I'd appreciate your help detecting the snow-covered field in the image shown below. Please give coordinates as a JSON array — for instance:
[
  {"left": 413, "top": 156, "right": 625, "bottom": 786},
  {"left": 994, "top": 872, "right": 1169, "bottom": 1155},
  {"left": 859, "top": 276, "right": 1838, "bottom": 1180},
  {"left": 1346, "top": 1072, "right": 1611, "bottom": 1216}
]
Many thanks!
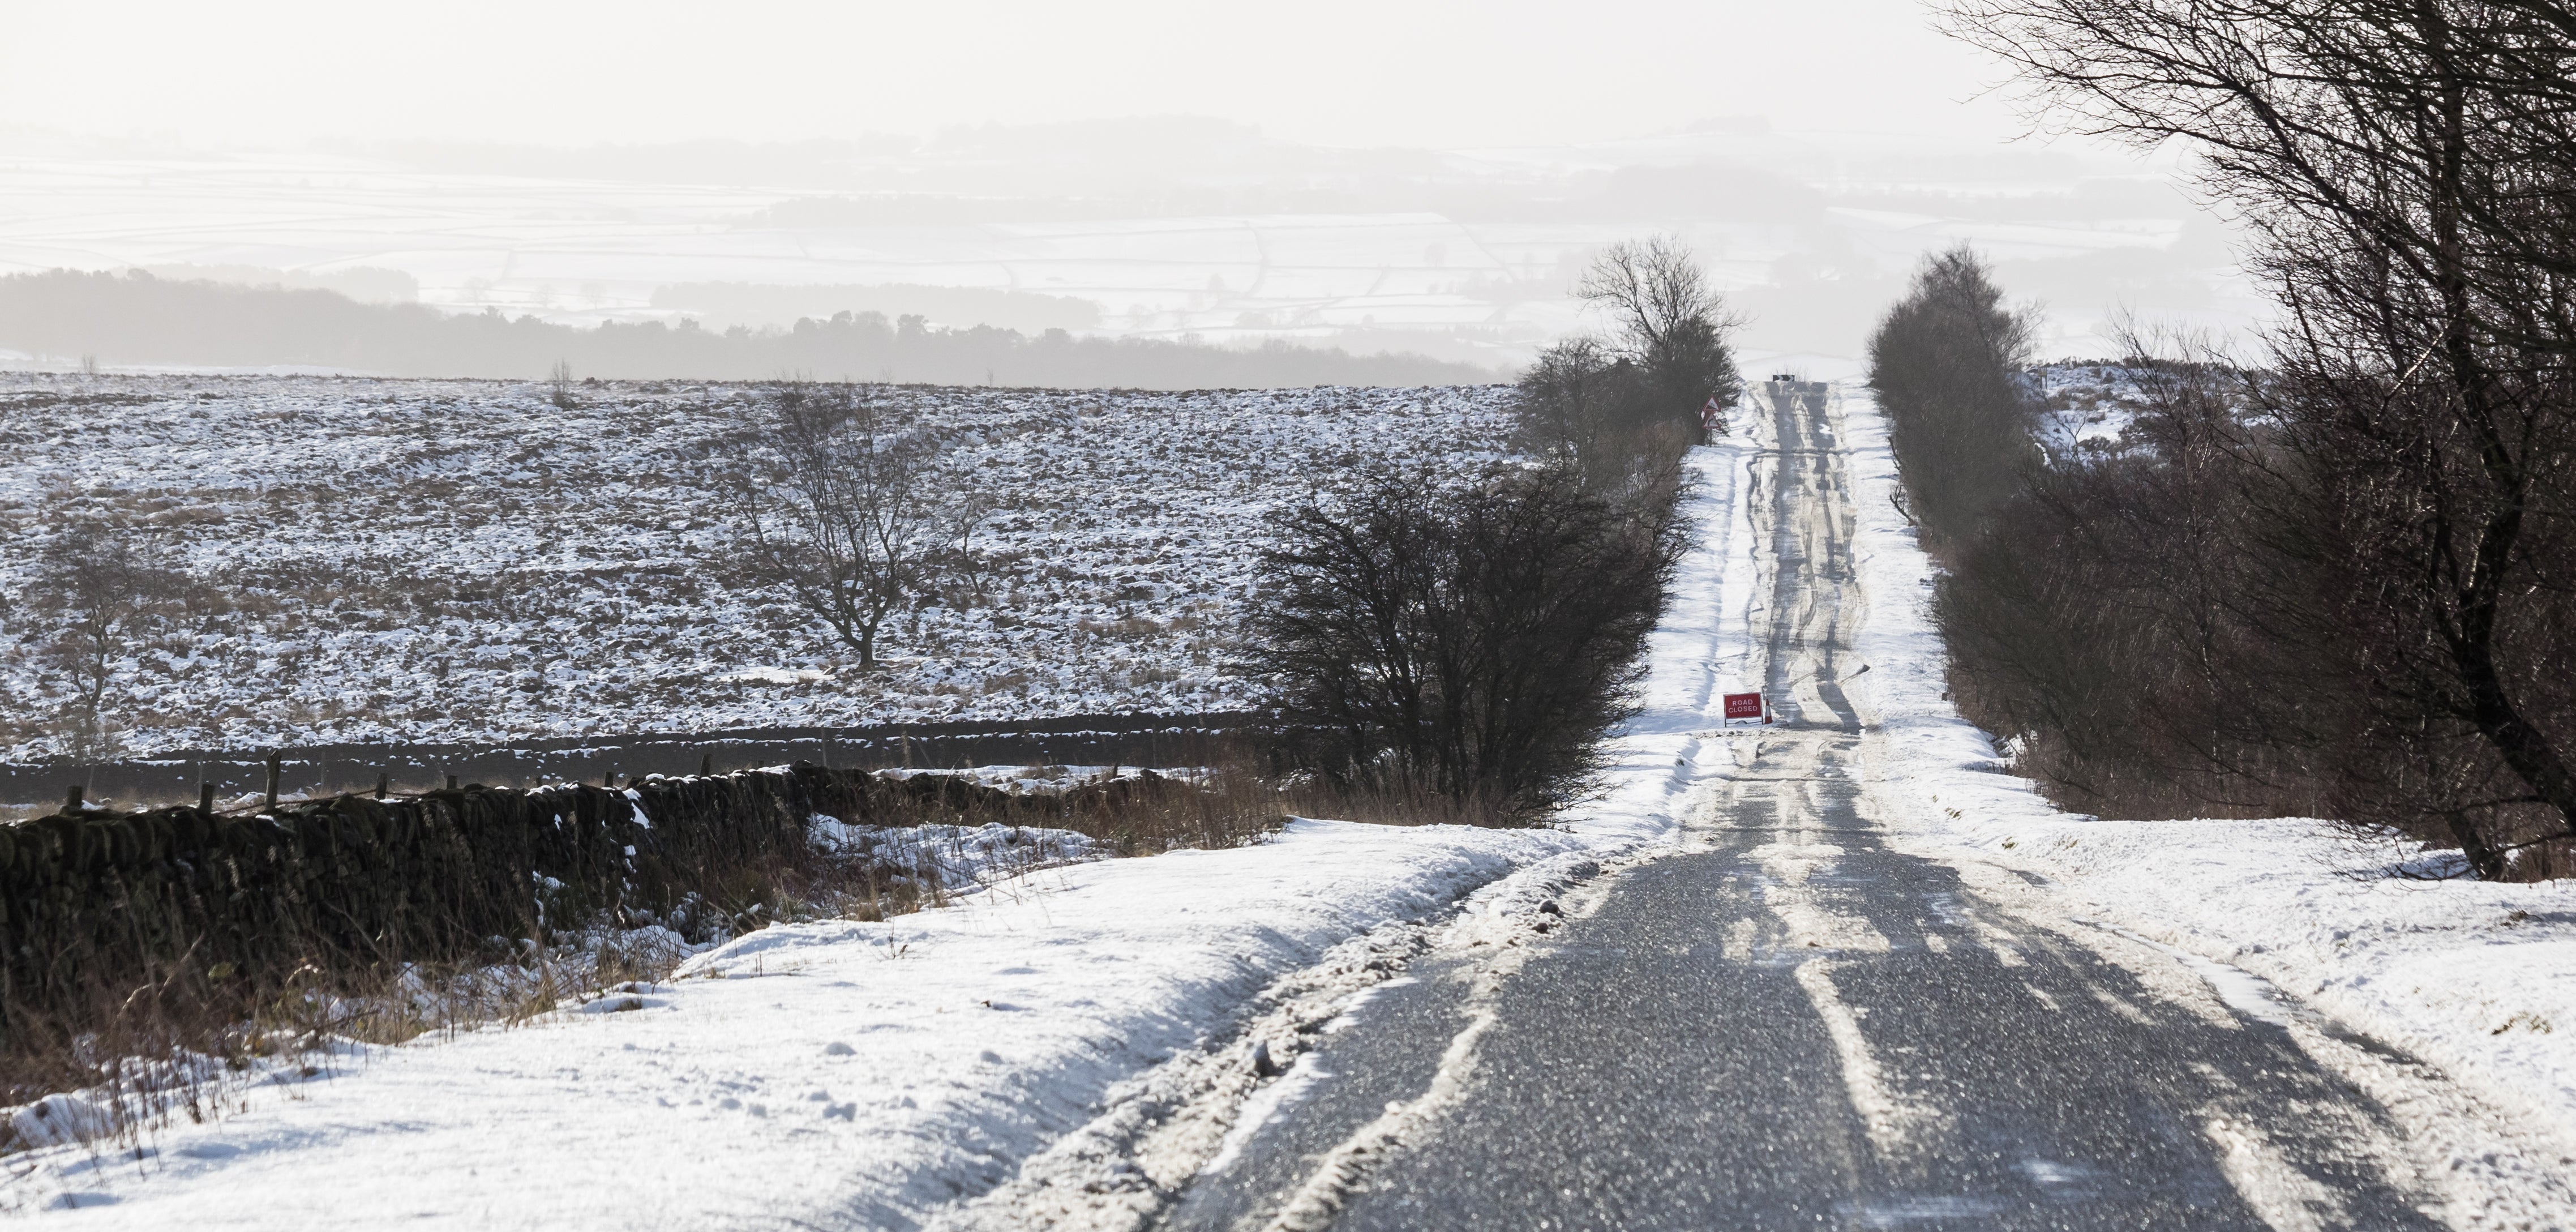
[
  {"left": 1838, "top": 389, "right": 2576, "bottom": 1180},
  {"left": 0, "top": 375, "right": 1514, "bottom": 764}
]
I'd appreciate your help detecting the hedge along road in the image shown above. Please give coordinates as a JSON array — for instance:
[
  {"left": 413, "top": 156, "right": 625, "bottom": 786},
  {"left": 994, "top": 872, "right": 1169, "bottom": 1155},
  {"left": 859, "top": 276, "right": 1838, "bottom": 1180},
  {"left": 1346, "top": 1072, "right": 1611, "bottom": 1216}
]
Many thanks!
[{"left": 1160, "top": 384, "right": 2472, "bottom": 1231}]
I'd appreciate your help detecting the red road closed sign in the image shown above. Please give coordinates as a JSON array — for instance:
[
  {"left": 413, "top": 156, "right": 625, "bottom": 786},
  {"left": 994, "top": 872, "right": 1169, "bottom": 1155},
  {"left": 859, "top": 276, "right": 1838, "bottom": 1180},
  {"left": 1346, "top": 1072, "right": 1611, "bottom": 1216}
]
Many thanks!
[{"left": 1723, "top": 691, "right": 1765, "bottom": 721}]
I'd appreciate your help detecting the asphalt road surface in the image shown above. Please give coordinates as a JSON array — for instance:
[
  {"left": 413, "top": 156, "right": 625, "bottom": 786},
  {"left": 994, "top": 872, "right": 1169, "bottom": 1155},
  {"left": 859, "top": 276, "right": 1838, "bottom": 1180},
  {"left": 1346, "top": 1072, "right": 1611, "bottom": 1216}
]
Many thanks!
[{"left": 1160, "top": 384, "right": 2463, "bottom": 1231}]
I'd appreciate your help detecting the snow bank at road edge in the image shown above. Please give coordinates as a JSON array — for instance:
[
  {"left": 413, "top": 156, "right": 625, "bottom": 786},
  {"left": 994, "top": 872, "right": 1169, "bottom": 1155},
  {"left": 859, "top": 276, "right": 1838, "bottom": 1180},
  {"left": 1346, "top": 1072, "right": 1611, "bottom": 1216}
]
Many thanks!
[{"left": 1, "top": 822, "right": 1593, "bottom": 1226}]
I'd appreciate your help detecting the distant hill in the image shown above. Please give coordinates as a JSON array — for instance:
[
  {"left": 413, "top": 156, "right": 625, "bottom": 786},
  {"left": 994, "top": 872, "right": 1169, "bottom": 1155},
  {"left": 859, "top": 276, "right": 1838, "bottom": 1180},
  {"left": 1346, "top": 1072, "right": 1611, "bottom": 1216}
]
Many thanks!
[
  {"left": 648, "top": 280, "right": 1101, "bottom": 333},
  {"left": 0, "top": 270, "right": 1501, "bottom": 389}
]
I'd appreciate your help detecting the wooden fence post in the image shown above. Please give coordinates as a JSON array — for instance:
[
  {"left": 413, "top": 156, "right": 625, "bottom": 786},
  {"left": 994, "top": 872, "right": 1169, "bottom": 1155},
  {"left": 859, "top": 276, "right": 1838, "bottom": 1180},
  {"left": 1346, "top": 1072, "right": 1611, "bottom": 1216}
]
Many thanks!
[
  {"left": 375, "top": 773, "right": 388, "bottom": 801},
  {"left": 445, "top": 773, "right": 459, "bottom": 791},
  {"left": 701, "top": 752, "right": 713, "bottom": 777},
  {"left": 62, "top": 783, "right": 82, "bottom": 814},
  {"left": 199, "top": 781, "right": 215, "bottom": 818},
  {"left": 264, "top": 751, "right": 281, "bottom": 812}
]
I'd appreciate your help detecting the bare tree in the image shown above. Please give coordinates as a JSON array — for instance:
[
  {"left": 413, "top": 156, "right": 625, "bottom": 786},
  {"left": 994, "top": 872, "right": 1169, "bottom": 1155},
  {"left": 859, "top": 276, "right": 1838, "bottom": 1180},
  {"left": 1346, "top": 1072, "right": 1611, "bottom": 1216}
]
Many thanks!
[
  {"left": 937, "top": 489, "right": 1000, "bottom": 608},
  {"left": 1512, "top": 239, "right": 1741, "bottom": 507},
  {"left": 731, "top": 383, "right": 940, "bottom": 670},
  {"left": 1929, "top": 327, "right": 2349, "bottom": 820},
  {"left": 1941, "top": 0, "right": 2576, "bottom": 876},
  {"left": 1575, "top": 234, "right": 1746, "bottom": 434},
  {"left": 25, "top": 523, "right": 181, "bottom": 763}
]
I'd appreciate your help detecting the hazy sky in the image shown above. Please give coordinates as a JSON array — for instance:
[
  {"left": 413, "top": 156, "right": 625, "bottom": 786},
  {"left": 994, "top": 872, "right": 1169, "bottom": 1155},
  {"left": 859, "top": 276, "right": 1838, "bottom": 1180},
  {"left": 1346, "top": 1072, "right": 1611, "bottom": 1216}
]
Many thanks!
[
  {"left": 7, "top": 0, "right": 2036, "bottom": 151},
  {"left": 5, "top": 0, "right": 2243, "bottom": 372}
]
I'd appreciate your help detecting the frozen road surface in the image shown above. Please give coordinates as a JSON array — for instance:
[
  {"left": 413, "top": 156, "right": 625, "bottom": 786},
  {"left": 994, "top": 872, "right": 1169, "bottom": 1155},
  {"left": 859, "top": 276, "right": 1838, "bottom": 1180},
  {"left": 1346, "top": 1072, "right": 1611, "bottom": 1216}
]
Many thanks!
[{"left": 1158, "top": 385, "right": 2549, "bottom": 1231}]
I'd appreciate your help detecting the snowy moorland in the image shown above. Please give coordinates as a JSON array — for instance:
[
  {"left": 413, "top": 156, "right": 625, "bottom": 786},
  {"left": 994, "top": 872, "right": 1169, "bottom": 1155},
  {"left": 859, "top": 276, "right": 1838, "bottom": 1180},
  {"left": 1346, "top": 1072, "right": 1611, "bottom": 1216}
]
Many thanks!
[
  {"left": 0, "top": 375, "right": 1514, "bottom": 763},
  {"left": 2032, "top": 359, "right": 2150, "bottom": 456}
]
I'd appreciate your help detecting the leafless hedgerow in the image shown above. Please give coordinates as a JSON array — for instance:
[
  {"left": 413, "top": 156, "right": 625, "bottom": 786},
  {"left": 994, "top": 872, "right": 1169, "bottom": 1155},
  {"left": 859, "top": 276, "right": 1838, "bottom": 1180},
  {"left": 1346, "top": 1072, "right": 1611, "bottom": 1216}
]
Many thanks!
[
  {"left": 0, "top": 760, "right": 1281, "bottom": 1155},
  {"left": 1937, "top": 0, "right": 2576, "bottom": 877},
  {"left": 1932, "top": 330, "right": 2359, "bottom": 822},
  {"left": 1514, "top": 336, "right": 1625, "bottom": 475},
  {"left": 727, "top": 382, "right": 945, "bottom": 670},
  {"left": 1246, "top": 465, "right": 1688, "bottom": 826}
]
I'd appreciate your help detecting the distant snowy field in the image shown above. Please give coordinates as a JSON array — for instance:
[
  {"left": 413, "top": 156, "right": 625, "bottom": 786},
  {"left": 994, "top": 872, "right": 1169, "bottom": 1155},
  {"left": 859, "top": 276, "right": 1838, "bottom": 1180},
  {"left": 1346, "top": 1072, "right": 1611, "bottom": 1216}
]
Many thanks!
[{"left": 0, "top": 375, "right": 1515, "bottom": 763}]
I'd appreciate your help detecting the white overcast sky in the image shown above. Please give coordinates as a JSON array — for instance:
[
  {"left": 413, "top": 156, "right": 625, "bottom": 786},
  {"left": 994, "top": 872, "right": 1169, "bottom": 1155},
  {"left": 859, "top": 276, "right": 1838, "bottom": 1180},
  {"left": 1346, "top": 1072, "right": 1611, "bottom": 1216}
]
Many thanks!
[{"left": 4, "top": 0, "right": 2038, "bottom": 151}]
